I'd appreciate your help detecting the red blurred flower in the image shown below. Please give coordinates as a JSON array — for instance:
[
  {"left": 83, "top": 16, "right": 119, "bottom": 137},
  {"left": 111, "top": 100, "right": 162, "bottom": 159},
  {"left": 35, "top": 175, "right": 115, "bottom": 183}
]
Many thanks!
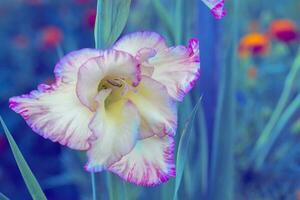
[
  {"left": 83, "top": 9, "right": 96, "bottom": 29},
  {"left": 239, "top": 32, "right": 270, "bottom": 57},
  {"left": 269, "top": 19, "right": 298, "bottom": 43},
  {"left": 76, "top": 0, "right": 91, "bottom": 4},
  {"left": 41, "top": 26, "right": 63, "bottom": 48},
  {"left": 0, "top": 135, "right": 7, "bottom": 153},
  {"left": 13, "top": 34, "right": 28, "bottom": 49},
  {"left": 247, "top": 66, "right": 257, "bottom": 79},
  {"left": 24, "top": 0, "right": 43, "bottom": 6}
]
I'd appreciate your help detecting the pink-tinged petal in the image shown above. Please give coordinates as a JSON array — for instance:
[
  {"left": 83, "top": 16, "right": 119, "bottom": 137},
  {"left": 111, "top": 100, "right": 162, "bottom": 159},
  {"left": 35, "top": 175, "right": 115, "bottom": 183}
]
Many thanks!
[
  {"left": 201, "top": 0, "right": 226, "bottom": 19},
  {"left": 149, "top": 39, "right": 200, "bottom": 101},
  {"left": 113, "top": 31, "right": 168, "bottom": 56},
  {"left": 109, "top": 135, "right": 175, "bottom": 186},
  {"left": 136, "top": 48, "right": 156, "bottom": 77},
  {"left": 126, "top": 76, "right": 177, "bottom": 138},
  {"left": 54, "top": 48, "right": 101, "bottom": 83},
  {"left": 85, "top": 90, "right": 140, "bottom": 171},
  {"left": 76, "top": 50, "right": 140, "bottom": 110},
  {"left": 9, "top": 83, "right": 94, "bottom": 150}
]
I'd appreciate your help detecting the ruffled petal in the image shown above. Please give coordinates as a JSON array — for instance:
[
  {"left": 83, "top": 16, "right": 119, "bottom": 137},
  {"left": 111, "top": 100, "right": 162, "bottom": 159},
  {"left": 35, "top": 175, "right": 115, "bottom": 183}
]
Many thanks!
[
  {"left": 114, "top": 32, "right": 199, "bottom": 101},
  {"left": 201, "top": 0, "right": 226, "bottom": 19},
  {"left": 9, "top": 83, "right": 94, "bottom": 150},
  {"left": 54, "top": 48, "right": 102, "bottom": 84},
  {"left": 76, "top": 50, "right": 140, "bottom": 110},
  {"left": 149, "top": 39, "right": 200, "bottom": 101},
  {"left": 9, "top": 49, "right": 104, "bottom": 150},
  {"left": 109, "top": 135, "right": 175, "bottom": 186},
  {"left": 113, "top": 31, "right": 168, "bottom": 56},
  {"left": 85, "top": 90, "right": 141, "bottom": 171},
  {"left": 126, "top": 76, "right": 177, "bottom": 138}
]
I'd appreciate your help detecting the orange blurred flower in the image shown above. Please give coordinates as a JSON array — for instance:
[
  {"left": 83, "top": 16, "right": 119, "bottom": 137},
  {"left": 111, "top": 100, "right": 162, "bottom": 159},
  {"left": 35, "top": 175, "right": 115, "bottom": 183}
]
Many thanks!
[
  {"left": 42, "top": 26, "right": 63, "bottom": 48},
  {"left": 247, "top": 66, "right": 257, "bottom": 79},
  {"left": 269, "top": 19, "right": 298, "bottom": 43},
  {"left": 239, "top": 32, "right": 270, "bottom": 57}
]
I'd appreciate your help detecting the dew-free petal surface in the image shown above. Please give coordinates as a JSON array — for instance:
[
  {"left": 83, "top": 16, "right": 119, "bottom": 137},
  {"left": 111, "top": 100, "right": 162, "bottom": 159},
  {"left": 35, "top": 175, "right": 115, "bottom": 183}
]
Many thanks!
[
  {"left": 149, "top": 39, "right": 200, "bottom": 101},
  {"left": 85, "top": 90, "right": 140, "bottom": 171},
  {"left": 54, "top": 48, "right": 102, "bottom": 83},
  {"left": 113, "top": 31, "right": 168, "bottom": 56},
  {"left": 109, "top": 135, "right": 175, "bottom": 186},
  {"left": 76, "top": 50, "right": 140, "bottom": 110},
  {"left": 126, "top": 76, "right": 177, "bottom": 138},
  {"left": 113, "top": 32, "right": 200, "bottom": 101},
  {"left": 9, "top": 83, "right": 94, "bottom": 150},
  {"left": 9, "top": 49, "right": 105, "bottom": 150}
]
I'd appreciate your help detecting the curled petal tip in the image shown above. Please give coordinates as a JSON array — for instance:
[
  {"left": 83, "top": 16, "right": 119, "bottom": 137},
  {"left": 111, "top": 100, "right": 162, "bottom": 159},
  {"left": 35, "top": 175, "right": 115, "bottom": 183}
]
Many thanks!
[
  {"left": 109, "top": 135, "right": 176, "bottom": 186},
  {"left": 202, "top": 0, "right": 226, "bottom": 19},
  {"left": 211, "top": 0, "right": 226, "bottom": 19}
]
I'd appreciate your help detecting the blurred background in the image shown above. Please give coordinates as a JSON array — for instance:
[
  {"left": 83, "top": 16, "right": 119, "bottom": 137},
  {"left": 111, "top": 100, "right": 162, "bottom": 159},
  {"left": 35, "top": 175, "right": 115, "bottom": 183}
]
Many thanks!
[{"left": 0, "top": 0, "right": 300, "bottom": 199}]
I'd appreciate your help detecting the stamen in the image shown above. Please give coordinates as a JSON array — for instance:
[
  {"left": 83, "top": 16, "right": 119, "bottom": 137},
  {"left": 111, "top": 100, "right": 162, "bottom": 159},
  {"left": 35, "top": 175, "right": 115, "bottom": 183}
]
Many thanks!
[
  {"left": 106, "top": 79, "right": 123, "bottom": 87},
  {"left": 99, "top": 77, "right": 138, "bottom": 99},
  {"left": 118, "top": 78, "right": 138, "bottom": 95}
]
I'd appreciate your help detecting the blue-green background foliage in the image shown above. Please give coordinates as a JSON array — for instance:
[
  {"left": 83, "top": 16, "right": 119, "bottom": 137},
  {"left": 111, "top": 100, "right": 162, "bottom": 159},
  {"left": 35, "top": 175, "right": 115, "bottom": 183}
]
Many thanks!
[{"left": 0, "top": 0, "right": 300, "bottom": 199}]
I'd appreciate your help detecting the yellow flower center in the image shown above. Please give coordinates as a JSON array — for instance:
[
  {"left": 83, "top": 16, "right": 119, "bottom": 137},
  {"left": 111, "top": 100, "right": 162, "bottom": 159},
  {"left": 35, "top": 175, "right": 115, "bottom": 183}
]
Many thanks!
[{"left": 98, "top": 76, "right": 137, "bottom": 105}]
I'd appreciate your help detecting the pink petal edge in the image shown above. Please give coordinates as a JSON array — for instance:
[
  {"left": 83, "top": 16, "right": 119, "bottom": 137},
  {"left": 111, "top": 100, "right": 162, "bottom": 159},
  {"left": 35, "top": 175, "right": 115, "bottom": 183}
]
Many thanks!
[
  {"left": 176, "top": 38, "right": 201, "bottom": 101},
  {"left": 211, "top": 0, "right": 226, "bottom": 19},
  {"left": 9, "top": 84, "right": 95, "bottom": 150},
  {"left": 9, "top": 49, "right": 102, "bottom": 150},
  {"left": 108, "top": 135, "right": 176, "bottom": 186}
]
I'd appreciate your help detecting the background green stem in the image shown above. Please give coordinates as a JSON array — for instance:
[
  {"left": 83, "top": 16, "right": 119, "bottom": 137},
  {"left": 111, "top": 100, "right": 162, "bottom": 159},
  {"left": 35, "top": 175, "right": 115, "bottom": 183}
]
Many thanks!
[
  {"left": 91, "top": 173, "right": 97, "bottom": 200},
  {"left": 252, "top": 48, "right": 300, "bottom": 169},
  {"left": 209, "top": 0, "right": 238, "bottom": 199},
  {"left": 254, "top": 93, "right": 300, "bottom": 168}
]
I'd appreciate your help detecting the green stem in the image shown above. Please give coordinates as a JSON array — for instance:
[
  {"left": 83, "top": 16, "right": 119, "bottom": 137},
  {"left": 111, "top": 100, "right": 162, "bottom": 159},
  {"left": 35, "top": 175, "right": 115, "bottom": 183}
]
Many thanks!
[
  {"left": 255, "top": 93, "right": 300, "bottom": 168},
  {"left": 91, "top": 173, "right": 97, "bottom": 200},
  {"left": 0, "top": 192, "right": 10, "bottom": 200},
  {"left": 106, "top": 173, "right": 113, "bottom": 200},
  {"left": 174, "top": 0, "right": 183, "bottom": 44},
  {"left": 209, "top": 0, "right": 238, "bottom": 199},
  {"left": 252, "top": 48, "right": 300, "bottom": 168}
]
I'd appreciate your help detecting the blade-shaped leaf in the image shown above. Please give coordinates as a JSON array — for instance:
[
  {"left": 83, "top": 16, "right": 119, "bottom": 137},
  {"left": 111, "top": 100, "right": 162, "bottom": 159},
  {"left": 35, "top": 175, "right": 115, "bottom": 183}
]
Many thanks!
[
  {"left": 151, "top": 0, "right": 174, "bottom": 44},
  {"left": 0, "top": 192, "right": 9, "bottom": 200},
  {"left": 209, "top": 0, "right": 238, "bottom": 199},
  {"left": 173, "top": 96, "right": 202, "bottom": 200},
  {"left": 0, "top": 116, "right": 47, "bottom": 200},
  {"left": 94, "top": 0, "right": 132, "bottom": 49},
  {"left": 106, "top": 172, "right": 128, "bottom": 200}
]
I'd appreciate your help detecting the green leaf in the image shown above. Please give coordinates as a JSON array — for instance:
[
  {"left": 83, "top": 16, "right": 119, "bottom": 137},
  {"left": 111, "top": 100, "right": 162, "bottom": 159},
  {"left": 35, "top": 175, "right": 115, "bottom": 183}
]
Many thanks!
[
  {"left": 209, "top": 0, "right": 239, "bottom": 199},
  {"left": 0, "top": 192, "right": 10, "bottom": 200},
  {"left": 198, "top": 103, "right": 209, "bottom": 195},
  {"left": 0, "top": 116, "right": 47, "bottom": 200},
  {"left": 174, "top": 0, "right": 184, "bottom": 44},
  {"left": 251, "top": 47, "right": 300, "bottom": 169},
  {"left": 94, "top": 0, "right": 132, "bottom": 49},
  {"left": 90, "top": 172, "right": 97, "bottom": 200},
  {"left": 255, "top": 93, "right": 300, "bottom": 168},
  {"left": 173, "top": 96, "right": 202, "bottom": 200},
  {"left": 105, "top": 172, "right": 128, "bottom": 200},
  {"left": 151, "top": 0, "right": 175, "bottom": 44}
]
